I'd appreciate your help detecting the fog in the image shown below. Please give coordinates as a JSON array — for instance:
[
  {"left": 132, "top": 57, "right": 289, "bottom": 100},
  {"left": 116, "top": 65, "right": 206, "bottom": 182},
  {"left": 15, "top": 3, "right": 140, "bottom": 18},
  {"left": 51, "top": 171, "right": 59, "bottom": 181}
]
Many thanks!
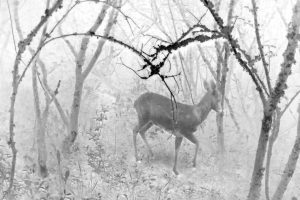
[{"left": 0, "top": 0, "right": 300, "bottom": 199}]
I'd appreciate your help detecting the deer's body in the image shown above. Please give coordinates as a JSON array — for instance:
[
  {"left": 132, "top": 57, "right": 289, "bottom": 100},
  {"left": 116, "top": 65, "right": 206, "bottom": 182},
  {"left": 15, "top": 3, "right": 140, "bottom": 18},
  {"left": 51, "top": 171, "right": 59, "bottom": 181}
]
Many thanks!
[{"left": 133, "top": 81, "right": 219, "bottom": 175}]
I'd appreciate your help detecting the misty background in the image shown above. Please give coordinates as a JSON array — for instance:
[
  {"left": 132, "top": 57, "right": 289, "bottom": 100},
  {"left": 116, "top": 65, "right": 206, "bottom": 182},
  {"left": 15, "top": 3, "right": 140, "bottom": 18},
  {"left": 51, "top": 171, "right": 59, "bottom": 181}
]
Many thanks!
[{"left": 0, "top": 0, "right": 300, "bottom": 199}]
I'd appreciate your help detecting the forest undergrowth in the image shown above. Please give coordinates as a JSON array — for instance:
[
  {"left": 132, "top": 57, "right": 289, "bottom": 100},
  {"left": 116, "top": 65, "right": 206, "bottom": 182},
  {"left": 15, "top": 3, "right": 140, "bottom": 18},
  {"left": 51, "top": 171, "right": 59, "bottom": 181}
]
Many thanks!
[
  {"left": 1, "top": 94, "right": 299, "bottom": 199},
  {"left": 3, "top": 106, "right": 251, "bottom": 200}
]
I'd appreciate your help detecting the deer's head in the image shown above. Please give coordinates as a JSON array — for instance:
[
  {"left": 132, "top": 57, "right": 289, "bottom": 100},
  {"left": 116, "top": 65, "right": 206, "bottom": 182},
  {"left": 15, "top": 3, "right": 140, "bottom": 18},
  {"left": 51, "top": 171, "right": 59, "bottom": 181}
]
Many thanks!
[{"left": 203, "top": 80, "right": 220, "bottom": 112}]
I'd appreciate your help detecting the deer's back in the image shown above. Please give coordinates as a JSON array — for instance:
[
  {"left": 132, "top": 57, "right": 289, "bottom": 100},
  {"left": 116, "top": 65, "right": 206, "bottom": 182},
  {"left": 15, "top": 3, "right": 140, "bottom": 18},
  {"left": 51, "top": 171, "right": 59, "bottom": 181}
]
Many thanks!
[{"left": 134, "top": 92, "right": 200, "bottom": 132}]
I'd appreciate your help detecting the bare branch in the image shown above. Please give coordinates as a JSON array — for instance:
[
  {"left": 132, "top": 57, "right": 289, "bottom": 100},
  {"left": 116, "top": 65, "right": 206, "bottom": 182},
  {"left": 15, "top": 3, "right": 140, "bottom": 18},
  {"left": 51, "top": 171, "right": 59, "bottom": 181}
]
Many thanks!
[
  {"left": 198, "top": 45, "right": 217, "bottom": 79},
  {"left": 118, "top": 58, "right": 148, "bottom": 79},
  {"left": 6, "top": 0, "right": 17, "bottom": 52},
  {"left": 58, "top": 26, "right": 78, "bottom": 58},
  {"left": 251, "top": 0, "right": 272, "bottom": 92},
  {"left": 143, "top": 34, "right": 171, "bottom": 44},
  {"left": 98, "top": 0, "right": 140, "bottom": 34},
  {"left": 18, "top": 0, "right": 80, "bottom": 85},
  {"left": 82, "top": 0, "right": 121, "bottom": 80},
  {"left": 280, "top": 90, "right": 300, "bottom": 116}
]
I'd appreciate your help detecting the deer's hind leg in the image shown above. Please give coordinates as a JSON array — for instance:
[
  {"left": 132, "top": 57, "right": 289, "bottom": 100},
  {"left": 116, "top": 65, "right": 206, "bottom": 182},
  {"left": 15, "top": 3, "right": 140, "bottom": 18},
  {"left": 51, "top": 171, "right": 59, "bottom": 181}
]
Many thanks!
[
  {"left": 133, "top": 124, "right": 139, "bottom": 161},
  {"left": 133, "top": 121, "right": 153, "bottom": 161}
]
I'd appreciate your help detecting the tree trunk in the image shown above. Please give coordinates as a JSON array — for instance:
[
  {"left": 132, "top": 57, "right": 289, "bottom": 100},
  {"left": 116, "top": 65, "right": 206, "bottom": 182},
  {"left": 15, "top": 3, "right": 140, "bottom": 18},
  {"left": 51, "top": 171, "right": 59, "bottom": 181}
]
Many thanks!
[
  {"left": 216, "top": 0, "right": 237, "bottom": 153},
  {"left": 265, "top": 109, "right": 281, "bottom": 200},
  {"left": 30, "top": 0, "right": 51, "bottom": 178},
  {"left": 63, "top": 76, "right": 84, "bottom": 154},
  {"left": 32, "top": 63, "right": 48, "bottom": 177},
  {"left": 248, "top": 114, "right": 273, "bottom": 200},
  {"left": 6, "top": 0, "right": 63, "bottom": 197},
  {"left": 216, "top": 43, "right": 230, "bottom": 153},
  {"left": 271, "top": 103, "right": 300, "bottom": 200},
  {"left": 215, "top": 41, "right": 224, "bottom": 152},
  {"left": 247, "top": 1, "right": 300, "bottom": 199},
  {"left": 62, "top": 1, "right": 120, "bottom": 154}
]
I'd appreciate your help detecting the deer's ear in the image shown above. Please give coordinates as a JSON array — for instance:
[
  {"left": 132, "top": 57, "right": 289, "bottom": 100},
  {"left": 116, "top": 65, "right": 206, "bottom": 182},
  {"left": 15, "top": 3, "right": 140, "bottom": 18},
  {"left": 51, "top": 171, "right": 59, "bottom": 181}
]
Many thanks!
[
  {"left": 203, "top": 80, "right": 210, "bottom": 91},
  {"left": 210, "top": 80, "right": 216, "bottom": 90}
]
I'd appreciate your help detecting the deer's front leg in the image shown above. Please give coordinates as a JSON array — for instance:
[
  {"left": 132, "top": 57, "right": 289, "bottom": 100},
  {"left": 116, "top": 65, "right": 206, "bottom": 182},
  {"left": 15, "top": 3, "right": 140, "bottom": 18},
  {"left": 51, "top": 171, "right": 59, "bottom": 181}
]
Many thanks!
[
  {"left": 185, "top": 133, "right": 199, "bottom": 168},
  {"left": 173, "top": 136, "right": 183, "bottom": 175},
  {"left": 139, "top": 122, "right": 153, "bottom": 158}
]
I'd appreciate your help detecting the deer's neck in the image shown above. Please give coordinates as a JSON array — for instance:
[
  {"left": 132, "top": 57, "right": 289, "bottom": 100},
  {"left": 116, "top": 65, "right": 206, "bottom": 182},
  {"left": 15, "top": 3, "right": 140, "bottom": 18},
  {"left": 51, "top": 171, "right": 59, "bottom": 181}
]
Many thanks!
[{"left": 194, "top": 95, "right": 212, "bottom": 123}]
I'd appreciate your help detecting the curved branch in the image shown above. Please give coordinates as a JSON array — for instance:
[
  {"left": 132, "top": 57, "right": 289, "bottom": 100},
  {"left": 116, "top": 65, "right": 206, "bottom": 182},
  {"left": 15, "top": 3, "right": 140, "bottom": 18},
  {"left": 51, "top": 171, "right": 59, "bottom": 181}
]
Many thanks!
[{"left": 18, "top": 0, "right": 80, "bottom": 85}]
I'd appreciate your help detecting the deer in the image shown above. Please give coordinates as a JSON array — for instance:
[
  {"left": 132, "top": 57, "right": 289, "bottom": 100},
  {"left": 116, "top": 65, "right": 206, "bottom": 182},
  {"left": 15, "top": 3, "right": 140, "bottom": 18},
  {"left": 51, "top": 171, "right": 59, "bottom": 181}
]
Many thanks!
[{"left": 132, "top": 80, "right": 220, "bottom": 175}]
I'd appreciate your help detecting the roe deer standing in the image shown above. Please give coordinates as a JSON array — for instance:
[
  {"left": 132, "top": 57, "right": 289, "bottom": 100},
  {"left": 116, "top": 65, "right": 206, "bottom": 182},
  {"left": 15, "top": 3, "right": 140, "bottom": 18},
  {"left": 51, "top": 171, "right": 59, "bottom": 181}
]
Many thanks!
[{"left": 133, "top": 80, "right": 219, "bottom": 175}]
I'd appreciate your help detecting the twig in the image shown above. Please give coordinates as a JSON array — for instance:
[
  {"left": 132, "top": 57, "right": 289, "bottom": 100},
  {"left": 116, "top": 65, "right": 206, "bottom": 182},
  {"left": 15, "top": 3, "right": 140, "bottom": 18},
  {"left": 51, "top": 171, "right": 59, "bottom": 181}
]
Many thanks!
[
  {"left": 160, "top": 76, "right": 178, "bottom": 123},
  {"left": 6, "top": 0, "right": 17, "bottom": 52},
  {"left": 58, "top": 26, "right": 78, "bottom": 57},
  {"left": 101, "top": 0, "right": 140, "bottom": 34},
  {"left": 281, "top": 90, "right": 300, "bottom": 116},
  {"left": 143, "top": 34, "right": 171, "bottom": 44},
  {"left": 119, "top": 59, "right": 147, "bottom": 79}
]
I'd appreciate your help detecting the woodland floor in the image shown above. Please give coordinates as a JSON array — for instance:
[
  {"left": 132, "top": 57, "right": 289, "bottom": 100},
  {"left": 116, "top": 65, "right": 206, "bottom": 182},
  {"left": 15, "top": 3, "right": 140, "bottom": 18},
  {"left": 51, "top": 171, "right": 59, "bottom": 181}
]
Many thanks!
[
  {"left": 3, "top": 111, "right": 300, "bottom": 199},
  {"left": 81, "top": 123, "right": 251, "bottom": 200}
]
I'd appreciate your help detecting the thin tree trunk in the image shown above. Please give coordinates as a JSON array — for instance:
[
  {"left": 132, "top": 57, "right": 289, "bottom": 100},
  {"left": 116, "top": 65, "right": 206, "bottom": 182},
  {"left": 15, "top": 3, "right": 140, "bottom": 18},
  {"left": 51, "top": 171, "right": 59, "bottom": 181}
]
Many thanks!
[
  {"left": 5, "top": 0, "right": 63, "bottom": 197},
  {"left": 63, "top": 76, "right": 84, "bottom": 154},
  {"left": 216, "top": 0, "right": 237, "bottom": 153},
  {"left": 62, "top": 3, "right": 110, "bottom": 154},
  {"left": 62, "top": 1, "right": 120, "bottom": 154},
  {"left": 247, "top": 1, "right": 300, "bottom": 199},
  {"left": 264, "top": 90, "right": 300, "bottom": 199},
  {"left": 272, "top": 103, "right": 300, "bottom": 200},
  {"left": 14, "top": 0, "right": 51, "bottom": 177},
  {"left": 198, "top": 45, "right": 240, "bottom": 132},
  {"left": 32, "top": 62, "right": 48, "bottom": 177},
  {"left": 225, "top": 97, "right": 240, "bottom": 132},
  {"left": 32, "top": 0, "right": 51, "bottom": 178},
  {"left": 248, "top": 113, "right": 273, "bottom": 200},
  {"left": 265, "top": 109, "right": 280, "bottom": 200},
  {"left": 215, "top": 41, "right": 224, "bottom": 153}
]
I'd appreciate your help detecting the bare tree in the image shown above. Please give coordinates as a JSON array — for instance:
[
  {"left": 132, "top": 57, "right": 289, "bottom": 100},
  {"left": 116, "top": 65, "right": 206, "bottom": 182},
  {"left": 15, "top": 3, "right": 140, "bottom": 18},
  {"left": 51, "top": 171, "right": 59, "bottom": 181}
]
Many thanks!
[
  {"left": 173, "top": 1, "right": 300, "bottom": 198},
  {"left": 30, "top": 2, "right": 51, "bottom": 178},
  {"left": 215, "top": 0, "right": 237, "bottom": 153},
  {"left": 265, "top": 91, "right": 300, "bottom": 200},
  {"left": 14, "top": 0, "right": 55, "bottom": 178},
  {"left": 6, "top": 1, "right": 299, "bottom": 198},
  {"left": 247, "top": 1, "right": 300, "bottom": 199},
  {"left": 61, "top": 0, "right": 121, "bottom": 154},
  {"left": 129, "top": 0, "right": 300, "bottom": 198},
  {"left": 5, "top": 0, "right": 63, "bottom": 197}
]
